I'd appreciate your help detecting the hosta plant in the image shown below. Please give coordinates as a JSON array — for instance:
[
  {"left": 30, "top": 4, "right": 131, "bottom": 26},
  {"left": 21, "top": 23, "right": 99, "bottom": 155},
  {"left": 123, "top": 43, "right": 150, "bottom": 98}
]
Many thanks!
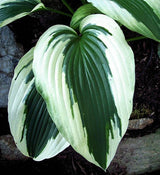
[{"left": 0, "top": 0, "right": 159, "bottom": 171}]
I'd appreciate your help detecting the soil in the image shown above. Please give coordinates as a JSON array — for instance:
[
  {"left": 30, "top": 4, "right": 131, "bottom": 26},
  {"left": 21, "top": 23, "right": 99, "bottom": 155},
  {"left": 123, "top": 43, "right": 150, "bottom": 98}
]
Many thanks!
[
  {"left": 126, "top": 34, "right": 160, "bottom": 138},
  {"left": 0, "top": 4, "right": 160, "bottom": 174}
]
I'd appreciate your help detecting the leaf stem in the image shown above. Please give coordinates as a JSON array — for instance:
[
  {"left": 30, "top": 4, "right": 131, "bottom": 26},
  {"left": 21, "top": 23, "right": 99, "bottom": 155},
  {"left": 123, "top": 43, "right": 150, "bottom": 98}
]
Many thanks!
[
  {"left": 80, "top": 0, "right": 87, "bottom": 4},
  {"left": 127, "top": 36, "right": 147, "bottom": 42},
  {"left": 61, "top": 0, "right": 74, "bottom": 14},
  {"left": 43, "top": 7, "right": 72, "bottom": 17}
]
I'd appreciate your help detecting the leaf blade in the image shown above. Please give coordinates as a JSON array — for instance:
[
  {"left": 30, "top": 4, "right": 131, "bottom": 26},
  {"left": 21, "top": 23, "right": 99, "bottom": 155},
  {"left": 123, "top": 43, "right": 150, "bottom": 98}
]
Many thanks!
[
  {"left": 70, "top": 4, "right": 101, "bottom": 29},
  {"left": 87, "top": 0, "right": 160, "bottom": 42},
  {"left": 0, "top": 0, "right": 45, "bottom": 27},
  {"left": 33, "top": 14, "right": 135, "bottom": 169},
  {"left": 8, "top": 48, "right": 69, "bottom": 161}
]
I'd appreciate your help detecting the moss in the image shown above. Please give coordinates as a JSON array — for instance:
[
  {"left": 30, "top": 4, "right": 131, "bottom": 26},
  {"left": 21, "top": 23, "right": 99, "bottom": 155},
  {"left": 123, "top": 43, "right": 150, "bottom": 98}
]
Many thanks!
[{"left": 131, "top": 105, "right": 153, "bottom": 119}]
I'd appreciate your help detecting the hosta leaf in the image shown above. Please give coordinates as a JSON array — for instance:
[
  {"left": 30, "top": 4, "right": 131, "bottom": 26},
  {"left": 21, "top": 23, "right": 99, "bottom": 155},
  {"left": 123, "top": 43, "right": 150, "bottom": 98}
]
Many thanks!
[
  {"left": 0, "top": 0, "right": 45, "bottom": 27},
  {"left": 33, "top": 14, "right": 135, "bottom": 169},
  {"left": 70, "top": 4, "right": 101, "bottom": 29},
  {"left": 87, "top": 0, "right": 160, "bottom": 42},
  {"left": 8, "top": 48, "right": 69, "bottom": 161}
]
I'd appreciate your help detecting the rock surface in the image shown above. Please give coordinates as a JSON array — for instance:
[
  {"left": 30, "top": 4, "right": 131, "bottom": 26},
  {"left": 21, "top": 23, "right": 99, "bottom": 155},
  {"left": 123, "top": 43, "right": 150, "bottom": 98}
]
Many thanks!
[
  {"left": 0, "top": 26, "right": 24, "bottom": 107},
  {"left": 0, "top": 135, "right": 27, "bottom": 160},
  {"left": 128, "top": 118, "right": 154, "bottom": 130},
  {"left": 108, "top": 128, "right": 160, "bottom": 174},
  {"left": 1, "top": 129, "right": 160, "bottom": 174}
]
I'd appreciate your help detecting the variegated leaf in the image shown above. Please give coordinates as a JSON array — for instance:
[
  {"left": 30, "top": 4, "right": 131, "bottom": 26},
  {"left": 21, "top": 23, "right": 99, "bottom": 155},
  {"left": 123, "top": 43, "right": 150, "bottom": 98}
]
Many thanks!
[
  {"left": 0, "top": 0, "right": 45, "bottom": 27},
  {"left": 33, "top": 14, "right": 135, "bottom": 169},
  {"left": 87, "top": 0, "right": 160, "bottom": 42},
  {"left": 8, "top": 48, "right": 69, "bottom": 161}
]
